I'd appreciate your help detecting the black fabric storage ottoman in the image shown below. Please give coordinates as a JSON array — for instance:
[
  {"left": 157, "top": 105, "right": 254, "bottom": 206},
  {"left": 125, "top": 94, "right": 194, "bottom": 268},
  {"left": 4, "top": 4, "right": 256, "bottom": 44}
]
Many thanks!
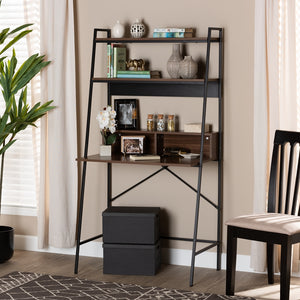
[
  {"left": 103, "top": 242, "right": 160, "bottom": 275},
  {"left": 102, "top": 206, "right": 161, "bottom": 275},
  {"left": 102, "top": 206, "right": 160, "bottom": 244}
]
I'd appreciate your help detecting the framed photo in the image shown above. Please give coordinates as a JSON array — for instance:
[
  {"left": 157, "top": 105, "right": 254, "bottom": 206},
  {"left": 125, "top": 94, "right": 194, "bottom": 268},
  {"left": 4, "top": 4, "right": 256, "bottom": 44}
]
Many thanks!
[
  {"left": 114, "top": 99, "right": 138, "bottom": 130},
  {"left": 121, "top": 136, "right": 145, "bottom": 154}
]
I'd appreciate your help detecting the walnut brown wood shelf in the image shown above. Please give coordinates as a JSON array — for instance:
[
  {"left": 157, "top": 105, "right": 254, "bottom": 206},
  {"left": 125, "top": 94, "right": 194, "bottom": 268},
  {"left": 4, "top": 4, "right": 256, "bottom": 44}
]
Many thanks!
[
  {"left": 77, "top": 154, "right": 203, "bottom": 167},
  {"left": 95, "top": 37, "right": 220, "bottom": 43},
  {"left": 92, "top": 78, "right": 219, "bottom": 82},
  {"left": 74, "top": 27, "right": 224, "bottom": 287}
]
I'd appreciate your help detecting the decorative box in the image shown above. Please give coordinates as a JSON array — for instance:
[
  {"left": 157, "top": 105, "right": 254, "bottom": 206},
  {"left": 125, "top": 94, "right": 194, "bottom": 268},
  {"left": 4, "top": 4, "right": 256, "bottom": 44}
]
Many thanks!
[
  {"left": 103, "top": 242, "right": 160, "bottom": 275},
  {"left": 102, "top": 206, "right": 160, "bottom": 245},
  {"left": 184, "top": 123, "right": 212, "bottom": 133}
]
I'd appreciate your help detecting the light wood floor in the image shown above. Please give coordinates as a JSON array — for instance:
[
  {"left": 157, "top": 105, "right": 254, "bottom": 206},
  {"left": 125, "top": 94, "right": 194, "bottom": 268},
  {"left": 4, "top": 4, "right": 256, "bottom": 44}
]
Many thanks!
[{"left": 0, "top": 250, "right": 300, "bottom": 299}]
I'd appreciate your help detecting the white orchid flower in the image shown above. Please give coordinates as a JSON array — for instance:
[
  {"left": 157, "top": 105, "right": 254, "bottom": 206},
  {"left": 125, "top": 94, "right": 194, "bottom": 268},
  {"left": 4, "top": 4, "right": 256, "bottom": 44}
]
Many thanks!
[{"left": 96, "top": 106, "right": 117, "bottom": 143}]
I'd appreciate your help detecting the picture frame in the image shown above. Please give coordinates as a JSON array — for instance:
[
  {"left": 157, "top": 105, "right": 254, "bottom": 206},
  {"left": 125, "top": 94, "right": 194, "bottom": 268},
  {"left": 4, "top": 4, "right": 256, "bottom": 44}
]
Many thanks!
[
  {"left": 114, "top": 99, "right": 138, "bottom": 130},
  {"left": 121, "top": 135, "right": 145, "bottom": 154}
]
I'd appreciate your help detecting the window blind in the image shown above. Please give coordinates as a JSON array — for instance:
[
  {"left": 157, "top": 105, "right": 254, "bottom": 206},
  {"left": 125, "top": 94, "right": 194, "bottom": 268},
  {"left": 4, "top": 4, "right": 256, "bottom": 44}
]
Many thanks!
[{"left": 0, "top": 0, "right": 40, "bottom": 214}]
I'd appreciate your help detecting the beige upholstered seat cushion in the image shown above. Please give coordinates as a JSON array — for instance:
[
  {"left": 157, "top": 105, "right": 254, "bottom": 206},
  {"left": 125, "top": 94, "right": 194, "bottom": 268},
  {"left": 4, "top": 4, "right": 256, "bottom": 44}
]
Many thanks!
[{"left": 226, "top": 213, "right": 300, "bottom": 235}]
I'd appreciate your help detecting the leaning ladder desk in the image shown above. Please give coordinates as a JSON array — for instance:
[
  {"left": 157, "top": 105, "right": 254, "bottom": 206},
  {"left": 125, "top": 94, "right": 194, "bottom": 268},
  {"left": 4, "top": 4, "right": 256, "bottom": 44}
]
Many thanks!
[{"left": 74, "top": 27, "right": 223, "bottom": 287}]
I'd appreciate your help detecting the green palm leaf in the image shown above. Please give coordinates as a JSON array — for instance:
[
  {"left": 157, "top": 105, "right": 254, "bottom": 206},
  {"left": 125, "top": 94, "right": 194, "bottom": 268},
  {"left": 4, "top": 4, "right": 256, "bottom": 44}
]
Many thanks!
[{"left": 0, "top": 2, "right": 55, "bottom": 212}]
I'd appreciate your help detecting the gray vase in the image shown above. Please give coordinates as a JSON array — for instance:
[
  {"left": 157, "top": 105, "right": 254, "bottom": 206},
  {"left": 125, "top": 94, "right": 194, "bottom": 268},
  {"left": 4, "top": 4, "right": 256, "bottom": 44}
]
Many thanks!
[
  {"left": 179, "top": 55, "right": 198, "bottom": 79},
  {"left": 167, "top": 44, "right": 182, "bottom": 79}
]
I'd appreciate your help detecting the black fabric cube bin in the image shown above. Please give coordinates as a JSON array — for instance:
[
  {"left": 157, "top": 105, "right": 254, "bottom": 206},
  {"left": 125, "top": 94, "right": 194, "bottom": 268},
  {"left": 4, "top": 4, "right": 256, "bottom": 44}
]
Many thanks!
[
  {"left": 102, "top": 206, "right": 160, "bottom": 245},
  {"left": 103, "top": 242, "right": 160, "bottom": 275}
]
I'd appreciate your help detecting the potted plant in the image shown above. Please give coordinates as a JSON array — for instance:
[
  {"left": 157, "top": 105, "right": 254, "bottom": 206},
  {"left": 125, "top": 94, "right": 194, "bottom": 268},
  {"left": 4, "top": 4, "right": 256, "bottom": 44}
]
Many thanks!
[
  {"left": 0, "top": 1, "right": 55, "bottom": 262},
  {"left": 96, "top": 106, "right": 117, "bottom": 156}
]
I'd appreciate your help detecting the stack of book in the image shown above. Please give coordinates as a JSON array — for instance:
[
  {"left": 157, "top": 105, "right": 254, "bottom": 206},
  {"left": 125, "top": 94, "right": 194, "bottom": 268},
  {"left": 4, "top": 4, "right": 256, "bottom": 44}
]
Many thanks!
[
  {"left": 116, "top": 70, "right": 161, "bottom": 79},
  {"left": 153, "top": 28, "right": 195, "bottom": 38},
  {"left": 117, "top": 70, "right": 150, "bottom": 78},
  {"left": 107, "top": 44, "right": 127, "bottom": 78}
]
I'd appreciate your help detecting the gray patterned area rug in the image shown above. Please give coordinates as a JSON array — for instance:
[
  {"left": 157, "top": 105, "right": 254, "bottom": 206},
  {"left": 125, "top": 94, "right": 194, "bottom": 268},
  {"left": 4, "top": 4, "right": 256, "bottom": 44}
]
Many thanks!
[{"left": 0, "top": 271, "right": 255, "bottom": 299}]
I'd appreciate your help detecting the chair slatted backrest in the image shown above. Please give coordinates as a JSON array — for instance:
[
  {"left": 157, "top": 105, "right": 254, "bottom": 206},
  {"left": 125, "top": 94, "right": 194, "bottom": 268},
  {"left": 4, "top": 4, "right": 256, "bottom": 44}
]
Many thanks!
[{"left": 268, "top": 130, "right": 300, "bottom": 215}]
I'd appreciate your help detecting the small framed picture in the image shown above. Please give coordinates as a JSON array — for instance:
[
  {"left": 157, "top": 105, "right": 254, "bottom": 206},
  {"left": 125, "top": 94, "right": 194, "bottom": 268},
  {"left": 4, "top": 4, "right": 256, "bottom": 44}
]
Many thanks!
[
  {"left": 121, "top": 136, "right": 145, "bottom": 154},
  {"left": 114, "top": 99, "right": 138, "bottom": 130}
]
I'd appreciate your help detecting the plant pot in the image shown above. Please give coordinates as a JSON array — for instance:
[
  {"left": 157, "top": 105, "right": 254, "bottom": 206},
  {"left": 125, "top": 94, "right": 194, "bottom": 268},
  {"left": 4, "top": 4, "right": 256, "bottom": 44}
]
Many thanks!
[
  {"left": 100, "top": 145, "right": 112, "bottom": 156},
  {"left": 0, "top": 226, "right": 14, "bottom": 263}
]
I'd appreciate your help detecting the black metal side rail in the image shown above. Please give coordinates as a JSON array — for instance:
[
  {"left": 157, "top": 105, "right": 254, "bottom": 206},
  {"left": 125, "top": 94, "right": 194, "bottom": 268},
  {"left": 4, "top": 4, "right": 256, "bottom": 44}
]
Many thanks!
[
  {"left": 78, "top": 233, "right": 219, "bottom": 248},
  {"left": 79, "top": 235, "right": 219, "bottom": 246},
  {"left": 79, "top": 234, "right": 103, "bottom": 246}
]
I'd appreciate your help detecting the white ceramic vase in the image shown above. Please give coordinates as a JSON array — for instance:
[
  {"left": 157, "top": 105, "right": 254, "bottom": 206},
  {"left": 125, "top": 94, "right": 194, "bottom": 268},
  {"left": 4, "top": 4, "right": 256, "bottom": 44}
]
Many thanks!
[
  {"left": 167, "top": 44, "right": 182, "bottom": 79},
  {"left": 112, "top": 20, "right": 125, "bottom": 38},
  {"left": 179, "top": 56, "right": 198, "bottom": 79},
  {"left": 99, "top": 145, "right": 112, "bottom": 156}
]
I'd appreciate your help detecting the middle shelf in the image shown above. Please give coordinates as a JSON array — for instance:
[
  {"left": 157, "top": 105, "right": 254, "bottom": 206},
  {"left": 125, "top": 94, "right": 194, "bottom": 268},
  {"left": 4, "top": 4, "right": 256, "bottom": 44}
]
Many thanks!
[{"left": 77, "top": 130, "right": 218, "bottom": 167}]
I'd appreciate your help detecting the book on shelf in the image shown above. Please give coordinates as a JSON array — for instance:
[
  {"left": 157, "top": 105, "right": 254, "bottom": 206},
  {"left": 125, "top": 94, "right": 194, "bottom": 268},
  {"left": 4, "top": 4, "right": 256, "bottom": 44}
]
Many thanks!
[
  {"left": 153, "top": 27, "right": 194, "bottom": 32},
  {"left": 153, "top": 32, "right": 194, "bottom": 38},
  {"left": 129, "top": 154, "right": 161, "bottom": 161},
  {"left": 113, "top": 46, "right": 126, "bottom": 77},
  {"left": 153, "top": 28, "right": 195, "bottom": 38},
  {"left": 107, "top": 45, "right": 111, "bottom": 77},
  {"left": 116, "top": 70, "right": 161, "bottom": 79},
  {"left": 117, "top": 70, "right": 150, "bottom": 75},
  {"left": 116, "top": 70, "right": 150, "bottom": 78},
  {"left": 107, "top": 43, "right": 126, "bottom": 78}
]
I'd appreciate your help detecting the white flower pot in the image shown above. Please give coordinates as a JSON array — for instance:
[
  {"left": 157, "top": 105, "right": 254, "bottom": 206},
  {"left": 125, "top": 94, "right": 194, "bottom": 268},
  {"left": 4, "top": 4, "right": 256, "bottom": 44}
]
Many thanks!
[{"left": 99, "top": 145, "right": 112, "bottom": 156}]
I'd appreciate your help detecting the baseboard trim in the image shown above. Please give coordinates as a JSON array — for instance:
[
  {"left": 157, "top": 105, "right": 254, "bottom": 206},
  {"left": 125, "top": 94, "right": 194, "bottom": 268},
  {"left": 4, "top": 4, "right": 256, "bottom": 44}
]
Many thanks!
[{"left": 14, "top": 235, "right": 252, "bottom": 273}]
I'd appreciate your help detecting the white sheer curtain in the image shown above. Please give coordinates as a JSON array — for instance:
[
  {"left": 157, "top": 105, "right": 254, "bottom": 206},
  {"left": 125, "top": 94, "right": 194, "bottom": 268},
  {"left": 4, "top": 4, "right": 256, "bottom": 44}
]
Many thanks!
[
  {"left": 252, "top": 0, "right": 300, "bottom": 272},
  {"left": 38, "top": 0, "right": 77, "bottom": 248}
]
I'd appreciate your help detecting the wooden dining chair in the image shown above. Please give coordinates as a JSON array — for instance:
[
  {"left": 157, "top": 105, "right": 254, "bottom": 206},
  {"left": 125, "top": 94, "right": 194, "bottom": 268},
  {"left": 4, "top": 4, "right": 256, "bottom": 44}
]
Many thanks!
[{"left": 226, "top": 130, "right": 300, "bottom": 300}]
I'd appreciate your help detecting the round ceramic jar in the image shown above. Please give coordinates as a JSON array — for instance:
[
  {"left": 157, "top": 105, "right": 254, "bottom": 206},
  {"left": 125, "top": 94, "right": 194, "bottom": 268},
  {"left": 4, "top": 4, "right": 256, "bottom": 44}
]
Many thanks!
[
  {"left": 130, "top": 19, "right": 146, "bottom": 38},
  {"left": 179, "top": 56, "right": 198, "bottom": 79}
]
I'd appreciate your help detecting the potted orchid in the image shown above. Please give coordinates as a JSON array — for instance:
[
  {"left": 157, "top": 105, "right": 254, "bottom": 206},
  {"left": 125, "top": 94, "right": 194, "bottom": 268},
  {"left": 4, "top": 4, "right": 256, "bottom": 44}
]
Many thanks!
[{"left": 96, "top": 106, "right": 117, "bottom": 156}]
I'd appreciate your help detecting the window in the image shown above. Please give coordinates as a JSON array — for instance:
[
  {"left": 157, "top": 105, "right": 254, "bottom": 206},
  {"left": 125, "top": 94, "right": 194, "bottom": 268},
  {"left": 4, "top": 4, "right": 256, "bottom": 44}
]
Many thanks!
[
  {"left": 276, "top": 0, "right": 300, "bottom": 130},
  {"left": 0, "top": 0, "right": 40, "bottom": 216}
]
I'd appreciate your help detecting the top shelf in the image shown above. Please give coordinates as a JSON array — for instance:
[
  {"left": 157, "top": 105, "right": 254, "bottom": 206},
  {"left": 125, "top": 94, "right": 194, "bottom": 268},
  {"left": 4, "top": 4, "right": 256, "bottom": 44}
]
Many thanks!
[{"left": 95, "top": 37, "right": 221, "bottom": 44}]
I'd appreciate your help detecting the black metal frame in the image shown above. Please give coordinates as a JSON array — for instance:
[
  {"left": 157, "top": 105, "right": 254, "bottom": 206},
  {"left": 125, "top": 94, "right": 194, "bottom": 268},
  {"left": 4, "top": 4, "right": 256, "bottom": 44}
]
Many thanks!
[
  {"left": 74, "top": 27, "right": 223, "bottom": 287},
  {"left": 114, "top": 98, "right": 138, "bottom": 130}
]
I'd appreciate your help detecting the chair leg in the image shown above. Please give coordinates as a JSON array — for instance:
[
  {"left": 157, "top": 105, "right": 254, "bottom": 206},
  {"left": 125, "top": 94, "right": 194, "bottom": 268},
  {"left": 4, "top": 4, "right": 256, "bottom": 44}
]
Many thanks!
[
  {"left": 280, "top": 241, "right": 292, "bottom": 300},
  {"left": 226, "top": 227, "right": 237, "bottom": 296},
  {"left": 267, "top": 242, "right": 274, "bottom": 284}
]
